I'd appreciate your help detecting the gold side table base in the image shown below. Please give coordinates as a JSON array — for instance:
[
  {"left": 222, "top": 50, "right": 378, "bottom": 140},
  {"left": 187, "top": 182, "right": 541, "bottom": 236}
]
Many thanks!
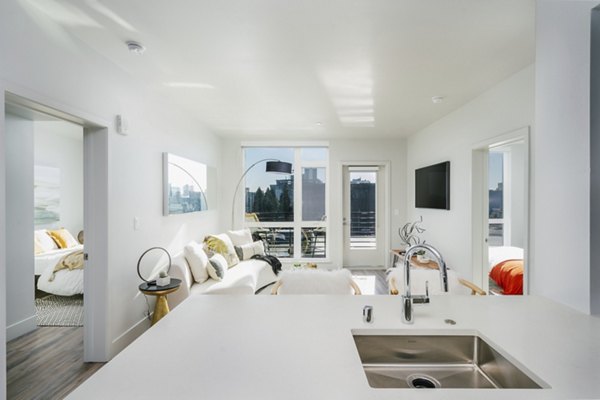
[{"left": 152, "top": 295, "right": 170, "bottom": 325}]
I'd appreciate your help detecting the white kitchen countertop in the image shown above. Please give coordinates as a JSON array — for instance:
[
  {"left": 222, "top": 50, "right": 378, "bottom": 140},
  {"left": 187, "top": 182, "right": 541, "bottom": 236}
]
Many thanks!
[{"left": 67, "top": 295, "right": 600, "bottom": 399}]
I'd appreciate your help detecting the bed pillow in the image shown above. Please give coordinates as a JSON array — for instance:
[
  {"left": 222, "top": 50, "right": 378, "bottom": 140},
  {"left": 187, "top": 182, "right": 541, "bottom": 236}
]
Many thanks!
[
  {"left": 226, "top": 228, "right": 253, "bottom": 247},
  {"left": 34, "top": 237, "right": 45, "bottom": 255},
  {"left": 184, "top": 241, "right": 210, "bottom": 283},
  {"left": 34, "top": 229, "right": 59, "bottom": 252},
  {"left": 489, "top": 260, "right": 523, "bottom": 295},
  {"left": 235, "top": 241, "right": 265, "bottom": 261},
  {"left": 204, "top": 234, "right": 239, "bottom": 267},
  {"left": 48, "top": 228, "right": 79, "bottom": 249},
  {"left": 207, "top": 254, "right": 228, "bottom": 281}
]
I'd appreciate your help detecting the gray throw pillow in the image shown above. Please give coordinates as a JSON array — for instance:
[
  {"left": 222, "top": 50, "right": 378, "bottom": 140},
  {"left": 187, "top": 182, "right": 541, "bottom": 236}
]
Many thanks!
[
  {"left": 235, "top": 241, "right": 265, "bottom": 261},
  {"left": 207, "top": 254, "right": 228, "bottom": 281}
]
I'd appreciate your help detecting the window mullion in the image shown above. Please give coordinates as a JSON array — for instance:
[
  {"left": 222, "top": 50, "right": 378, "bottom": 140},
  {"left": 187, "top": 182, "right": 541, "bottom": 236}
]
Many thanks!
[{"left": 293, "top": 148, "right": 302, "bottom": 259}]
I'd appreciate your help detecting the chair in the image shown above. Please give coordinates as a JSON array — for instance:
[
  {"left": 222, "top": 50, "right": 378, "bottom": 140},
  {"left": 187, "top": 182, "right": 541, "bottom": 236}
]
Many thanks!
[
  {"left": 271, "top": 269, "right": 361, "bottom": 295},
  {"left": 387, "top": 268, "right": 486, "bottom": 296}
]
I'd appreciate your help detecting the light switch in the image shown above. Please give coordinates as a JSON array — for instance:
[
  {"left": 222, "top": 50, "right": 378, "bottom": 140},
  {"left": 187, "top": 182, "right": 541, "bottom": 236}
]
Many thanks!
[{"left": 134, "top": 217, "right": 140, "bottom": 231}]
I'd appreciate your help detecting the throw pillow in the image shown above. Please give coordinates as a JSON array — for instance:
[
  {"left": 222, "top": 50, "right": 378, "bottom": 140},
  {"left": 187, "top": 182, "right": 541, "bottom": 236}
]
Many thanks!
[
  {"left": 184, "top": 241, "right": 210, "bottom": 283},
  {"left": 34, "top": 229, "right": 58, "bottom": 252},
  {"left": 207, "top": 254, "right": 228, "bottom": 281},
  {"left": 34, "top": 236, "right": 45, "bottom": 255},
  {"left": 204, "top": 234, "right": 239, "bottom": 267},
  {"left": 48, "top": 228, "right": 79, "bottom": 249},
  {"left": 235, "top": 240, "right": 265, "bottom": 261},
  {"left": 226, "top": 228, "right": 253, "bottom": 247}
]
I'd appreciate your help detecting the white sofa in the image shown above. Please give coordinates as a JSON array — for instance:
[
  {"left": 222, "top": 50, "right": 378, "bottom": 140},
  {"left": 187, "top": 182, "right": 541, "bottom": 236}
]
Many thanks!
[{"left": 167, "top": 253, "right": 278, "bottom": 309}]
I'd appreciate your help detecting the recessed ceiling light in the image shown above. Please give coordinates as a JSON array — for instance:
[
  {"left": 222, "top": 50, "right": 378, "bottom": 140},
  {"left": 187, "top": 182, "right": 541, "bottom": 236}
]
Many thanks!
[
  {"left": 126, "top": 41, "right": 145, "bottom": 55},
  {"left": 431, "top": 96, "right": 445, "bottom": 104},
  {"left": 164, "top": 82, "right": 215, "bottom": 89}
]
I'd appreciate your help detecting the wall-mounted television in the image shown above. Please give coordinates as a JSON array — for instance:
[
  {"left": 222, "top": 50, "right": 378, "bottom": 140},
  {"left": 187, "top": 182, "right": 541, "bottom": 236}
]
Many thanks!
[{"left": 415, "top": 161, "right": 450, "bottom": 210}]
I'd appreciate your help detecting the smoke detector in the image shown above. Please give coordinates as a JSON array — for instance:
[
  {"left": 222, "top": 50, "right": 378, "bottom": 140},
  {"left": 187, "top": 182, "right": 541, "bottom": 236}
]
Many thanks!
[
  {"left": 126, "top": 41, "right": 146, "bottom": 55},
  {"left": 431, "top": 96, "right": 445, "bottom": 104}
]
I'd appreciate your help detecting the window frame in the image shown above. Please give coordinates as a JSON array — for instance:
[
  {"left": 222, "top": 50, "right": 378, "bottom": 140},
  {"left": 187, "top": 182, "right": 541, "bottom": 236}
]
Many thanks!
[{"left": 241, "top": 143, "right": 329, "bottom": 261}]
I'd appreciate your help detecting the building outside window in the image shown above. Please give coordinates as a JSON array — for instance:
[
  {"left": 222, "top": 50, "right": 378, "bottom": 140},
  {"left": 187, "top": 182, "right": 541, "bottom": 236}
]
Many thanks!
[{"left": 243, "top": 146, "right": 328, "bottom": 259}]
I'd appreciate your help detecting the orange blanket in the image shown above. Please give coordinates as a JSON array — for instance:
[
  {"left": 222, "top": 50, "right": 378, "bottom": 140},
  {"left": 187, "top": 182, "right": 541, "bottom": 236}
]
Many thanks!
[{"left": 489, "top": 259, "right": 523, "bottom": 295}]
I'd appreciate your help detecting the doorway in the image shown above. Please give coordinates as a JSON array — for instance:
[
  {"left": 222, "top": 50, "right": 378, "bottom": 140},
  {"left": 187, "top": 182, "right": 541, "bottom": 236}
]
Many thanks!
[
  {"left": 471, "top": 128, "right": 529, "bottom": 295},
  {"left": 342, "top": 163, "right": 389, "bottom": 268},
  {"left": 3, "top": 92, "right": 109, "bottom": 366}
]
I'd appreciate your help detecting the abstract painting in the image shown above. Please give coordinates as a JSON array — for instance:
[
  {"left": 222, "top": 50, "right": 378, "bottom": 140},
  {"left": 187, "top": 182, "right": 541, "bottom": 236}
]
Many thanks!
[
  {"left": 34, "top": 165, "right": 60, "bottom": 225},
  {"left": 163, "top": 153, "right": 208, "bottom": 215}
]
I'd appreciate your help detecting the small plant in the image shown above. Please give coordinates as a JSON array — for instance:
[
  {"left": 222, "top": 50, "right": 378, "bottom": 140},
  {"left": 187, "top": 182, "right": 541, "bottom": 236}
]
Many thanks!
[{"left": 399, "top": 216, "right": 426, "bottom": 247}]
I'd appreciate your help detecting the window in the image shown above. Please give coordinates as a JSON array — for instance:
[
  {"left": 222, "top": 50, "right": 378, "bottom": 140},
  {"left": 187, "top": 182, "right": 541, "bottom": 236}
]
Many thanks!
[
  {"left": 243, "top": 146, "right": 328, "bottom": 259},
  {"left": 488, "top": 151, "right": 505, "bottom": 246}
]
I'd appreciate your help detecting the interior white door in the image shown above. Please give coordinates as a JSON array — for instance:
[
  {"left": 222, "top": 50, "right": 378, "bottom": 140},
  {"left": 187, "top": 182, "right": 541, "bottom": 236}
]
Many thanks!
[{"left": 343, "top": 166, "right": 386, "bottom": 267}]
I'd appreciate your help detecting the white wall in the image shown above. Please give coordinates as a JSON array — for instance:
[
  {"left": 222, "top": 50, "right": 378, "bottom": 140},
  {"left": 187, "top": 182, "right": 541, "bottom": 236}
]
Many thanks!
[
  {"left": 0, "top": 0, "right": 222, "bottom": 360},
  {"left": 534, "top": 0, "right": 599, "bottom": 314},
  {"left": 5, "top": 113, "right": 36, "bottom": 341},
  {"left": 591, "top": 6, "right": 600, "bottom": 315},
  {"left": 0, "top": 102, "right": 5, "bottom": 399},
  {"left": 405, "top": 65, "right": 534, "bottom": 280},
  {"left": 34, "top": 121, "right": 84, "bottom": 235},
  {"left": 493, "top": 141, "right": 527, "bottom": 248},
  {"left": 220, "top": 138, "right": 407, "bottom": 268}
]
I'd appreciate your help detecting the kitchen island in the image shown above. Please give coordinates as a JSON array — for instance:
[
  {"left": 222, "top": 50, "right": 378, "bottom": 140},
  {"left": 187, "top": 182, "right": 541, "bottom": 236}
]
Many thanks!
[{"left": 67, "top": 295, "right": 600, "bottom": 399}]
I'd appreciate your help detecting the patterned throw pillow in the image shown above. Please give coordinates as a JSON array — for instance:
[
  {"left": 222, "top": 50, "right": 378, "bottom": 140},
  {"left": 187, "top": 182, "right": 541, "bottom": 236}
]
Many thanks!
[
  {"left": 203, "top": 234, "right": 239, "bottom": 267},
  {"left": 207, "top": 254, "right": 228, "bottom": 281},
  {"left": 235, "top": 241, "right": 265, "bottom": 261}
]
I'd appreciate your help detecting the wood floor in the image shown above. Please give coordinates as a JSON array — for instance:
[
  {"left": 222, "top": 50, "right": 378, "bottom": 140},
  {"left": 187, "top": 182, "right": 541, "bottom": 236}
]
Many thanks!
[{"left": 7, "top": 327, "right": 104, "bottom": 400}]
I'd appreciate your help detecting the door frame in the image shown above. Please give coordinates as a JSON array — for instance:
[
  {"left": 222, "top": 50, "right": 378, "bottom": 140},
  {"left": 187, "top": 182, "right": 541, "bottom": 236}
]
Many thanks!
[
  {"left": 340, "top": 160, "right": 391, "bottom": 268},
  {"left": 471, "top": 126, "right": 530, "bottom": 294},
  {"left": 2, "top": 88, "right": 110, "bottom": 362}
]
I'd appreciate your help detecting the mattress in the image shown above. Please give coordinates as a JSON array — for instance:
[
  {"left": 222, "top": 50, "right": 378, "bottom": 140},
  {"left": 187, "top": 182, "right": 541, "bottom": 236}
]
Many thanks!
[{"left": 488, "top": 246, "right": 523, "bottom": 270}]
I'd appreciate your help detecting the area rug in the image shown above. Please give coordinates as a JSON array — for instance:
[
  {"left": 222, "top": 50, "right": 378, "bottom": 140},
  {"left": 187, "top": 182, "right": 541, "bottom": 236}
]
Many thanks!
[{"left": 35, "top": 294, "right": 84, "bottom": 327}]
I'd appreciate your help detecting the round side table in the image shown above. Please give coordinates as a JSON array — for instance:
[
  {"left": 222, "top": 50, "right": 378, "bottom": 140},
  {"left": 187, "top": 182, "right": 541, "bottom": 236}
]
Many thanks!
[{"left": 138, "top": 278, "right": 181, "bottom": 326}]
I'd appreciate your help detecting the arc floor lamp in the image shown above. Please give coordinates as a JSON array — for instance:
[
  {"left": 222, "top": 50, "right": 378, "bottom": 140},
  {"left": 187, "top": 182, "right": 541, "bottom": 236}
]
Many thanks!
[{"left": 231, "top": 159, "right": 292, "bottom": 228}]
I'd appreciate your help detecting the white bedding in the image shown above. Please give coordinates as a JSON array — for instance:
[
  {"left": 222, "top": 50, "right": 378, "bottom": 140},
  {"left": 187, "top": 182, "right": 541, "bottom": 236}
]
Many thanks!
[
  {"left": 36, "top": 245, "right": 84, "bottom": 296},
  {"left": 35, "top": 245, "right": 83, "bottom": 275},
  {"left": 488, "top": 246, "right": 523, "bottom": 270}
]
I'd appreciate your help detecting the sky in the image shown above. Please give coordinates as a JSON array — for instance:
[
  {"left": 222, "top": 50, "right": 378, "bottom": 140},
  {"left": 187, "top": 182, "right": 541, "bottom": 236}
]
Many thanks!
[{"left": 489, "top": 152, "right": 503, "bottom": 190}]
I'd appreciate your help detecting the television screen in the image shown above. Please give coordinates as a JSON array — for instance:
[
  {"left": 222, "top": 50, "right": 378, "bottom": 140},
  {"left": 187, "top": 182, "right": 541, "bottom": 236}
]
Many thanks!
[{"left": 415, "top": 161, "right": 450, "bottom": 210}]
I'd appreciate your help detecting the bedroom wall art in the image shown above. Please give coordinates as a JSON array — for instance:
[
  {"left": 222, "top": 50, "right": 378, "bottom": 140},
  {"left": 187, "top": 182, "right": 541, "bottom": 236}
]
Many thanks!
[
  {"left": 163, "top": 153, "right": 211, "bottom": 215},
  {"left": 34, "top": 165, "right": 60, "bottom": 225}
]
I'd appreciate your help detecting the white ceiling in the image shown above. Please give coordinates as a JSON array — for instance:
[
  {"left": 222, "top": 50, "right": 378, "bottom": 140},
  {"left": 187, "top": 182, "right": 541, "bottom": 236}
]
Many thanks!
[{"left": 19, "top": 0, "right": 535, "bottom": 138}]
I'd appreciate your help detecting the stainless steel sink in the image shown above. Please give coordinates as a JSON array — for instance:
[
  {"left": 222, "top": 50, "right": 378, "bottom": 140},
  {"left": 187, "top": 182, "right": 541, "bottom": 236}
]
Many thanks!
[{"left": 352, "top": 333, "right": 547, "bottom": 389}]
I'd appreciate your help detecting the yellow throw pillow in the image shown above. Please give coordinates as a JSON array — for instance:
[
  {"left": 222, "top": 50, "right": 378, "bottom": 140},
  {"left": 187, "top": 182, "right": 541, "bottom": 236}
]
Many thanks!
[
  {"left": 48, "top": 228, "right": 79, "bottom": 249},
  {"left": 203, "top": 234, "right": 239, "bottom": 267}
]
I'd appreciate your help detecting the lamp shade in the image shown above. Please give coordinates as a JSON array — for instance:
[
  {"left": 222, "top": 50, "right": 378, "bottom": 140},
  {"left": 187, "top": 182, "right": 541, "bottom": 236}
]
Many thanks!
[{"left": 266, "top": 160, "right": 292, "bottom": 174}]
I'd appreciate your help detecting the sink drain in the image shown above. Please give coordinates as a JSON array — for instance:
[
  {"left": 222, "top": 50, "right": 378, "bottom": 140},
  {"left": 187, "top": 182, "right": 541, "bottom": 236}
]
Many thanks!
[{"left": 407, "top": 374, "right": 441, "bottom": 389}]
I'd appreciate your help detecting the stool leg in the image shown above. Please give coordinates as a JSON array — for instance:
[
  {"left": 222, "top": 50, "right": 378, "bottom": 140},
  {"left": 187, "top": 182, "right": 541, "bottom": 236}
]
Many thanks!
[{"left": 152, "top": 294, "right": 170, "bottom": 325}]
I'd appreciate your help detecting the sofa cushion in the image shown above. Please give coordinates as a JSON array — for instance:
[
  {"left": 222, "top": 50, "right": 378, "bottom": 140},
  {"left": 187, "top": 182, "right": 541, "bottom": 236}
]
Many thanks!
[
  {"left": 192, "top": 259, "right": 277, "bottom": 295},
  {"left": 226, "top": 228, "right": 253, "bottom": 247},
  {"left": 235, "top": 241, "right": 265, "bottom": 261},
  {"left": 204, "top": 234, "right": 239, "bottom": 267},
  {"left": 184, "top": 241, "right": 209, "bottom": 283}
]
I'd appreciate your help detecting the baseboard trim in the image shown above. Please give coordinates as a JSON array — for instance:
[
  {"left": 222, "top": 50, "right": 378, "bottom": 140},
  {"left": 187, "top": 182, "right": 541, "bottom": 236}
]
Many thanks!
[
  {"left": 110, "top": 316, "right": 150, "bottom": 358},
  {"left": 6, "top": 315, "right": 36, "bottom": 341}
]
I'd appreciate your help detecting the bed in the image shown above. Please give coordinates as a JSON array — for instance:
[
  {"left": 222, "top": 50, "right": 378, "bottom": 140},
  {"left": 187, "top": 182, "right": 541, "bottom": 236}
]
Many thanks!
[
  {"left": 34, "top": 229, "right": 84, "bottom": 296},
  {"left": 36, "top": 245, "right": 84, "bottom": 296},
  {"left": 488, "top": 246, "right": 524, "bottom": 295}
]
